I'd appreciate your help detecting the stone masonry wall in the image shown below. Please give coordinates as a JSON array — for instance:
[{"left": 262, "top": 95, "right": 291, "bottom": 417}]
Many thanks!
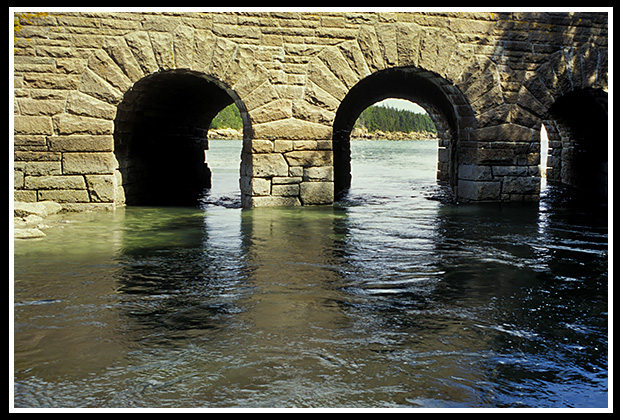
[{"left": 13, "top": 11, "right": 608, "bottom": 209}]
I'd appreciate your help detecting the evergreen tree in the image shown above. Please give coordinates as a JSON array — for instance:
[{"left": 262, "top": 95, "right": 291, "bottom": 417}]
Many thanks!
[
  {"left": 209, "top": 103, "right": 242, "bottom": 130},
  {"left": 354, "top": 104, "right": 436, "bottom": 133}
]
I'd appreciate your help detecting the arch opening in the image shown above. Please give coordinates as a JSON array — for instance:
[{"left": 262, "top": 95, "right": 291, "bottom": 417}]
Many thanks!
[
  {"left": 200, "top": 103, "right": 244, "bottom": 208},
  {"left": 543, "top": 88, "right": 608, "bottom": 202},
  {"left": 332, "top": 67, "right": 470, "bottom": 201},
  {"left": 114, "top": 69, "right": 250, "bottom": 207}
]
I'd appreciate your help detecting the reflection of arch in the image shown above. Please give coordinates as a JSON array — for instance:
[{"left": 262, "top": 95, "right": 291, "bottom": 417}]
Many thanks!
[
  {"left": 332, "top": 67, "right": 475, "bottom": 199},
  {"left": 542, "top": 88, "right": 608, "bottom": 199},
  {"left": 114, "top": 69, "right": 251, "bottom": 206}
]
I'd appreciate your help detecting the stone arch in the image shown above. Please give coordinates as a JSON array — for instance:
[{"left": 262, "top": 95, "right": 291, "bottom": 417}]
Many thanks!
[
  {"left": 114, "top": 69, "right": 252, "bottom": 206},
  {"left": 517, "top": 45, "right": 608, "bottom": 200},
  {"left": 331, "top": 66, "right": 476, "bottom": 200},
  {"left": 84, "top": 27, "right": 269, "bottom": 207},
  {"left": 305, "top": 26, "right": 482, "bottom": 202}
]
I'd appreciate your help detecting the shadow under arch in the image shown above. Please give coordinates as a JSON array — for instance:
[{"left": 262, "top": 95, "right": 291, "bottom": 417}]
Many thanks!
[
  {"left": 114, "top": 69, "right": 251, "bottom": 207},
  {"left": 541, "top": 87, "right": 608, "bottom": 203},
  {"left": 332, "top": 66, "right": 475, "bottom": 200}
]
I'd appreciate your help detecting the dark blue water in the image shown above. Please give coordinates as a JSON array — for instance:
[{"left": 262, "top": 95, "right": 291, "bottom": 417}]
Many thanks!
[{"left": 12, "top": 140, "right": 609, "bottom": 409}]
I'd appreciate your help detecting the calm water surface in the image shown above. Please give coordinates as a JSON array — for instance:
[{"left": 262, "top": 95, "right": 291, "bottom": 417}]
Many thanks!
[{"left": 12, "top": 140, "right": 609, "bottom": 409}]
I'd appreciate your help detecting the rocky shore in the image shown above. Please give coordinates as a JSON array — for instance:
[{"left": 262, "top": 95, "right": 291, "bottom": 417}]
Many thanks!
[
  {"left": 207, "top": 127, "right": 438, "bottom": 141},
  {"left": 13, "top": 201, "right": 63, "bottom": 239},
  {"left": 207, "top": 128, "right": 243, "bottom": 140},
  {"left": 350, "top": 127, "right": 438, "bottom": 141}
]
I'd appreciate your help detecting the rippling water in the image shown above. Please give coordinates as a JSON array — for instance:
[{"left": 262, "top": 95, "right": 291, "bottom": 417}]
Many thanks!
[{"left": 12, "top": 140, "right": 609, "bottom": 409}]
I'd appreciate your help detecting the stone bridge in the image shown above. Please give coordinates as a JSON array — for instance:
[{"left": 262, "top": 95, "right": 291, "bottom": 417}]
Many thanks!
[{"left": 13, "top": 10, "right": 608, "bottom": 210}]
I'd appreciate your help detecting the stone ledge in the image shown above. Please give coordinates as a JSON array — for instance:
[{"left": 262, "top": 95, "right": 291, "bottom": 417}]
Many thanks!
[
  {"left": 13, "top": 200, "right": 63, "bottom": 239},
  {"left": 14, "top": 200, "right": 63, "bottom": 218}
]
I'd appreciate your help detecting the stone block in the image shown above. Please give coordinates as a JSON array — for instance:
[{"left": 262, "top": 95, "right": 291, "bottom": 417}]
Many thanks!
[
  {"left": 13, "top": 135, "right": 47, "bottom": 151},
  {"left": 239, "top": 176, "right": 252, "bottom": 196},
  {"left": 457, "top": 164, "right": 492, "bottom": 181},
  {"left": 23, "top": 73, "right": 80, "bottom": 90},
  {"left": 16, "top": 99, "right": 65, "bottom": 116},
  {"left": 48, "top": 135, "right": 114, "bottom": 152},
  {"left": 66, "top": 91, "right": 117, "bottom": 120},
  {"left": 304, "top": 166, "right": 334, "bottom": 181},
  {"left": 14, "top": 168, "right": 24, "bottom": 189},
  {"left": 25, "top": 175, "right": 86, "bottom": 190},
  {"left": 501, "top": 176, "right": 540, "bottom": 195},
  {"left": 284, "top": 150, "right": 333, "bottom": 167},
  {"left": 14, "top": 116, "right": 54, "bottom": 135},
  {"left": 78, "top": 69, "right": 124, "bottom": 105},
  {"left": 85, "top": 175, "right": 115, "bottom": 202},
  {"left": 24, "top": 161, "right": 62, "bottom": 176},
  {"left": 38, "top": 189, "right": 90, "bottom": 203},
  {"left": 251, "top": 139, "right": 275, "bottom": 153},
  {"left": 457, "top": 179, "right": 501, "bottom": 201},
  {"left": 249, "top": 153, "right": 289, "bottom": 178},
  {"left": 272, "top": 183, "right": 300, "bottom": 196},
  {"left": 293, "top": 140, "right": 318, "bottom": 150},
  {"left": 14, "top": 190, "right": 37, "bottom": 202},
  {"left": 62, "top": 152, "right": 117, "bottom": 175},
  {"left": 124, "top": 31, "right": 159, "bottom": 75},
  {"left": 291, "top": 100, "right": 335, "bottom": 126},
  {"left": 248, "top": 195, "right": 301, "bottom": 207},
  {"left": 52, "top": 114, "right": 114, "bottom": 136},
  {"left": 274, "top": 140, "right": 294, "bottom": 153},
  {"left": 243, "top": 82, "right": 279, "bottom": 112},
  {"left": 289, "top": 166, "right": 304, "bottom": 177},
  {"left": 300, "top": 181, "right": 334, "bottom": 205},
  {"left": 250, "top": 177, "right": 272, "bottom": 195},
  {"left": 86, "top": 49, "right": 133, "bottom": 93},
  {"left": 317, "top": 140, "right": 332, "bottom": 150}
]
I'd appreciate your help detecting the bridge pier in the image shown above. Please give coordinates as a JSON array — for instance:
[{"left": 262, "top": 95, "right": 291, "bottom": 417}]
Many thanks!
[
  {"left": 240, "top": 121, "right": 335, "bottom": 207},
  {"left": 457, "top": 122, "right": 543, "bottom": 202}
]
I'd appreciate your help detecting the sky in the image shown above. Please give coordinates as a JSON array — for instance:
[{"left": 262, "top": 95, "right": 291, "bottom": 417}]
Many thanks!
[{"left": 374, "top": 98, "right": 427, "bottom": 114}]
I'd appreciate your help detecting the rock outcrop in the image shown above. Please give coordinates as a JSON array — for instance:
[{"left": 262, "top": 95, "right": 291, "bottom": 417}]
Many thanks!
[
  {"left": 13, "top": 201, "right": 63, "bottom": 239},
  {"left": 207, "top": 128, "right": 243, "bottom": 140}
]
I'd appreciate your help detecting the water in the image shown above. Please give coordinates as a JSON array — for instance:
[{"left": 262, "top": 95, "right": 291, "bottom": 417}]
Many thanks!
[{"left": 12, "top": 140, "right": 609, "bottom": 409}]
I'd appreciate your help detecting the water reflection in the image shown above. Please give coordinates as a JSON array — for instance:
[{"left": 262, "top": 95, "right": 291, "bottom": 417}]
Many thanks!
[
  {"left": 13, "top": 141, "right": 608, "bottom": 408},
  {"left": 430, "top": 196, "right": 608, "bottom": 407},
  {"left": 114, "top": 207, "right": 249, "bottom": 343}
]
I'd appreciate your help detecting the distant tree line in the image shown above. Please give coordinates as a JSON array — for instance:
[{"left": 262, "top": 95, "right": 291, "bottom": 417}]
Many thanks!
[{"left": 354, "top": 105, "right": 437, "bottom": 133}]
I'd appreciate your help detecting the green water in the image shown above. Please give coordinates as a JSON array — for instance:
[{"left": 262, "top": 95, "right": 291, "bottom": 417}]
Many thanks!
[{"left": 12, "top": 140, "right": 608, "bottom": 409}]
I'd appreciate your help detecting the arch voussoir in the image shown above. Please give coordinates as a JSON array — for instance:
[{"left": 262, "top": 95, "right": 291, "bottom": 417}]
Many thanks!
[{"left": 124, "top": 31, "right": 159, "bottom": 75}]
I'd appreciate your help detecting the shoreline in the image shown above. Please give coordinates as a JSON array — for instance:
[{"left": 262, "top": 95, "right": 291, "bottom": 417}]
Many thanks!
[{"left": 207, "top": 127, "right": 438, "bottom": 141}]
